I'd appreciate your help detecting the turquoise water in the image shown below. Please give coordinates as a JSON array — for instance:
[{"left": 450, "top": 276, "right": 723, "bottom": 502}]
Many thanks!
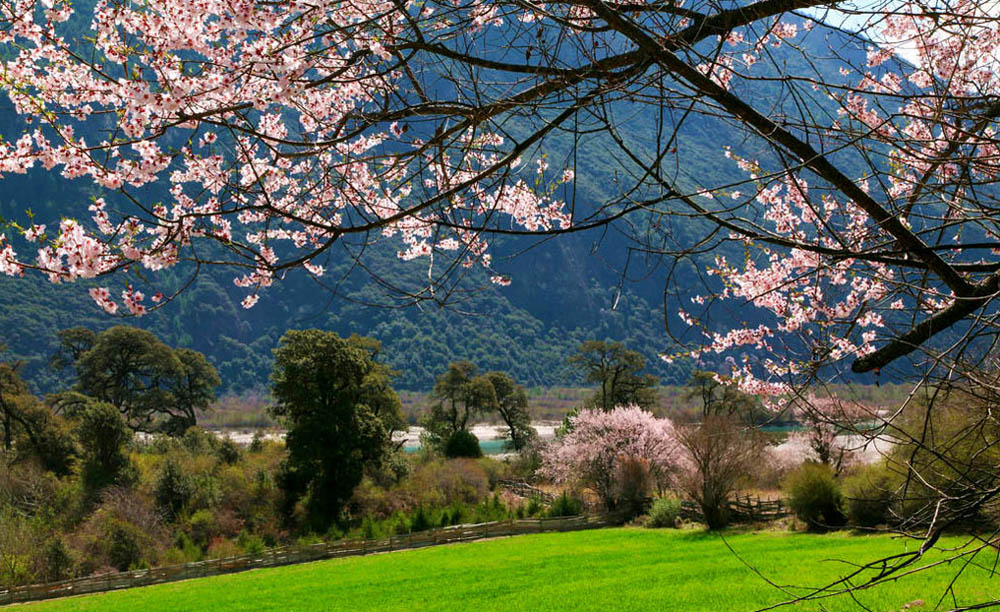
[{"left": 403, "top": 439, "right": 508, "bottom": 455}]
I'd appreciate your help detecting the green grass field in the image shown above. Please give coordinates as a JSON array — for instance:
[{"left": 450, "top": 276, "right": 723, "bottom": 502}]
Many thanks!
[{"left": 17, "top": 528, "right": 999, "bottom": 611}]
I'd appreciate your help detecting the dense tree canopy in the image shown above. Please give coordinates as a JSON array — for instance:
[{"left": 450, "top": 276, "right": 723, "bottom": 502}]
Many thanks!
[
  {"left": 270, "top": 329, "right": 401, "bottom": 530},
  {"left": 0, "top": 349, "right": 76, "bottom": 474},
  {"left": 422, "top": 361, "right": 496, "bottom": 450},
  {"left": 569, "top": 341, "right": 659, "bottom": 412},
  {"left": 0, "top": 350, "right": 29, "bottom": 452},
  {"left": 63, "top": 326, "right": 220, "bottom": 433},
  {"left": 484, "top": 371, "right": 536, "bottom": 451},
  {"left": 422, "top": 362, "right": 535, "bottom": 453},
  {"left": 76, "top": 400, "right": 137, "bottom": 495}
]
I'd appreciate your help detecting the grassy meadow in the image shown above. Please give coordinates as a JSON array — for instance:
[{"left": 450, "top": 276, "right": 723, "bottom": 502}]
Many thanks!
[{"left": 18, "top": 528, "right": 998, "bottom": 612}]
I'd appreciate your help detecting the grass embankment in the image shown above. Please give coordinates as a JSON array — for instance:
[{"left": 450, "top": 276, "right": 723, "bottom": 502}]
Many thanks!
[{"left": 19, "top": 528, "right": 997, "bottom": 612}]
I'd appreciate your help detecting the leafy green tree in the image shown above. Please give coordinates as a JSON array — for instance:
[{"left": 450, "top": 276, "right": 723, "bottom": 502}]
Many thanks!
[
  {"left": 74, "top": 326, "right": 181, "bottom": 431},
  {"left": 422, "top": 361, "right": 497, "bottom": 450},
  {"left": 346, "top": 335, "right": 406, "bottom": 441},
  {"left": 0, "top": 352, "right": 30, "bottom": 452},
  {"left": 11, "top": 396, "right": 77, "bottom": 476},
  {"left": 0, "top": 348, "right": 76, "bottom": 474},
  {"left": 270, "top": 329, "right": 398, "bottom": 531},
  {"left": 49, "top": 327, "right": 96, "bottom": 374},
  {"left": 155, "top": 458, "right": 193, "bottom": 522},
  {"left": 67, "top": 326, "right": 219, "bottom": 433},
  {"left": 163, "top": 348, "right": 222, "bottom": 436},
  {"left": 485, "top": 371, "right": 536, "bottom": 451},
  {"left": 569, "top": 341, "right": 659, "bottom": 412},
  {"left": 77, "top": 401, "right": 137, "bottom": 495},
  {"left": 686, "top": 370, "right": 764, "bottom": 423}
]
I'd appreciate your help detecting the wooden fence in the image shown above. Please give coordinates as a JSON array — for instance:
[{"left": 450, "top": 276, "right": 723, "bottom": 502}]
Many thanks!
[
  {"left": 680, "top": 496, "right": 790, "bottom": 523},
  {"left": 0, "top": 513, "right": 618, "bottom": 607},
  {"left": 497, "top": 479, "right": 556, "bottom": 502}
]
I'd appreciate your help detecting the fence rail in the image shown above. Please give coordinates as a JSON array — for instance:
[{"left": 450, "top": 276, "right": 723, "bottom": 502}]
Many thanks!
[
  {"left": 497, "top": 479, "right": 556, "bottom": 502},
  {"left": 679, "top": 496, "right": 790, "bottom": 523},
  {"left": 0, "top": 513, "right": 618, "bottom": 607}
]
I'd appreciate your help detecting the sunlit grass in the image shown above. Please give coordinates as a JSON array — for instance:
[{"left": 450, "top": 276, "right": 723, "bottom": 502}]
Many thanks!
[{"left": 20, "top": 528, "right": 998, "bottom": 612}]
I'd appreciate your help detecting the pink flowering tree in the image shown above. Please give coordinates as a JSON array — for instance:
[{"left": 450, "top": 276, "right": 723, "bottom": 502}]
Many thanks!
[
  {"left": 0, "top": 0, "right": 990, "bottom": 386},
  {"left": 767, "top": 394, "right": 883, "bottom": 488},
  {"left": 541, "top": 405, "right": 680, "bottom": 510},
  {"left": 789, "top": 394, "right": 876, "bottom": 474}
]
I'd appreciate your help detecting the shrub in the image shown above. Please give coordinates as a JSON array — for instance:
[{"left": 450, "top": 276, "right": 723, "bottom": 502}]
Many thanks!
[
  {"left": 471, "top": 494, "right": 508, "bottom": 522},
  {"left": 784, "top": 462, "right": 846, "bottom": 531},
  {"left": 546, "top": 491, "right": 583, "bottom": 517},
  {"left": 107, "top": 522, "right": 143, "bottom": 571},
  {"left": 0, "top": 512, "right": 41, "bottom": 588},
  {"left": 448, "top": 502, "right": 468, "bottom": 525},
  {"left": 0, "top": 462, "right": 61, "bottom": 517},
  {"left": 410, "top": 505, "right": 432, "bottom": 532},
  {"left": 613, "top": 456, "right": 653, "bottom": 518},
  {"left": 445, "top": 430, "right": 482, "bottom": 458},
  {"left": 388, "top": 511, "right": 411, "bottom": 535},
  {"left": 98, "top": 486, "right": 165, "bottom": 539},
  {"left": 508, "top": 442, "right": 543, "bottom": 481},
  {"left": 160, "top": 548, "right": 189, "bottom": 566},
  {"left": 0, "top": 554, "right": 31, "bottom": 589},
  {"left": 216, "top": 437, "right": 241, "bottom": 465},
  {"left": 182, "top": 427, "right": 219, "bottom": 455},
  {"left": 843, "top": 463, "right": 896, "bottom": 528},
  {"left": 412, "top": 458, "right": 490, "bottom": 508},
  {"left": 179, "top": 531, "right": 203, "bottom": 559},
  {"left": 206, "top": 538, "right": 242, "bottom": 559},
  {"left": 41, "top": 537, "right": 73, "bottom": 582},
  {"left": 188, "top": 473, "right": 222, "bottom": 510},
  {"left": 165, "top": 532, "right": 202, "bottom": 564},
  {"left": 237, "top": 531, "right": 267, "bottom": 555},
  {"left": 645, "top": 494, "right": 682, "bottom": 528},
  {"left": 155, "top": 459, "right": 192, "bottom": 521},
  {"left": 188, "top": 509, "right": 221, "bottom": 548},
  {"left": 369, "top": 450, "right": 410, "bottom": 487},
  {"left": 361, "top": 515, "right": 382, "bottom": 539},
  {"left": 476, "top": 457, "right": 508, "bottom": 489}
]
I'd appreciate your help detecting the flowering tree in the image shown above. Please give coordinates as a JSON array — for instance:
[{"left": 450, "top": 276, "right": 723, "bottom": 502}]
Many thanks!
[
  {"left": 0, "top": 0, "right": 993, "bottom": 386},
  {"left": 789, "top": 394, "right": 875, "bottom": 474},
  {"left": 541, "top": 405, "right": 679, "bottom": 509}
]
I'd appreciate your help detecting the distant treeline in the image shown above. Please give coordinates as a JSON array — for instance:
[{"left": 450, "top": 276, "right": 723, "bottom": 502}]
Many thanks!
[{"left": 198, "top": 383, "right": 912, "bottom": 430}]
